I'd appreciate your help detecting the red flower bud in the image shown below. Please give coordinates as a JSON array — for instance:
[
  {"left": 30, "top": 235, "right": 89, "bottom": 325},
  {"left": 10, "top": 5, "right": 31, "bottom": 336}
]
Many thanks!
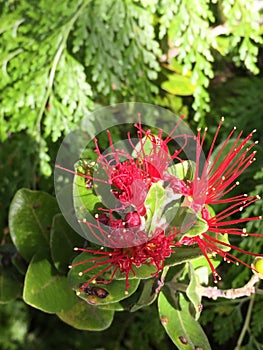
[{"left": 125, "top": 212, "right": 141, "bottom": 228}]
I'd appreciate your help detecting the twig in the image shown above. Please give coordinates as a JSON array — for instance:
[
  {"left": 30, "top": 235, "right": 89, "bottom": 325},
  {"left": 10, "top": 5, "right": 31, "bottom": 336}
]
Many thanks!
[{"left": 197, "top": 275, "right": 260, "bottom": 300}]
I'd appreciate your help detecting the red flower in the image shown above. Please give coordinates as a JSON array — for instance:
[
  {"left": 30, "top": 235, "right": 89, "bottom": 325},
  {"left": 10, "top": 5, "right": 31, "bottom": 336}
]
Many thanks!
[
  {"left": 71, "top": 228, "right": 177, "bottom": 292},
  {"left": 176, "top": 188, "right": 262, "bottom": 281},
  {"left": 91, "top": 120, "right": 186, "bottom": 215},
  {"left": 57, "top": 116, "right": 262, "bottom": 289},
  {"left": 192, "top": 117, "right": 258, "bottom": 206}
]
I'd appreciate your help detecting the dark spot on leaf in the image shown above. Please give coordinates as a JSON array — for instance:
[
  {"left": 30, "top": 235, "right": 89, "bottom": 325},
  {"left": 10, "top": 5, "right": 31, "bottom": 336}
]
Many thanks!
[
  {"left": 82, "top": 285, "right": 94, "bottom": 296},
  {"left": 179, "top": 336, "right": 188, "bottom": 345},
  {"left": 93, "top": 287, "right": 109, "bottom": 298},
  {"left": 160, "top": 316, "right": 169, "bottom": 325},
  {"left": 45, "top": 226, "right": 51, "bottom": 231},
  {"left": 81, "top": 284, "right": 109, "bottom": 298},
  {"left": 195, "top": 347, "right": 203, "bottom": 350},
  {"left": 33, "top": 203, "right": 39, "bottom": 209}
]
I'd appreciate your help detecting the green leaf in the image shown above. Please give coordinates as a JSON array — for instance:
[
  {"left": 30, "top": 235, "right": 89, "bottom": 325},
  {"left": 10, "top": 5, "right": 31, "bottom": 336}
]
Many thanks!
[
  {"left": 169, "top": 206, "right": 208, "bottom": 238},
  {"left": 57, "top": 299, "right": 114, "bottom": 331},
  {"left": 161, "top": 74, "right": 196, "bottom": 96},
  {"left": 68, "top": 252, "right": 140, "bottom": 305},
  {"left": 207, "top": 232, "right": 231, "bottom": 252},
  {"left": 184, "top": 216, "right": 208, "bottom": 238},
  {"left": 115, "top": 260, "right": 157, "bottom": 280},
  {"left": 144, "top": 182, "right": 166, "bottom": 235},
  {"left": 186, "top": 263, "right": 202, "bottom": 320},
  {"left": 0, "top": 265, "right": 22, "bottom": 303},
  {"left": 97, "top": 300, "right": 125, "bottom": 311},
  {"left": 23, "top": 251, "right": 78, "bottom": 313},
  {"left": 190, "top": 255, "right": 221, "bottom": 285},
  {"left": 73, "top": 170, "right": 102, "bottom": 220},
  {"left": 9, "top": 189, "right": 59, "bottom": 261},
  {"left": 158, "top": 291, "right": 211, "bottom": 350},
  {"left": 165, "top": 246, "right": 203, "bottom": 267},
  {"left": 167, "top": 160, "right": 196, "bottom": 181},
  {"left": 129, "top": 278, "right": 158, "bottom": 312},
  {"left": 99, "top": 277, "right": 158, "bottom": 312},
  {"left": 50, "top": 213, "right": 84, "bottom": 274},
  {"left": 131, "top": 263, "right": 158, "bottom": 279}
]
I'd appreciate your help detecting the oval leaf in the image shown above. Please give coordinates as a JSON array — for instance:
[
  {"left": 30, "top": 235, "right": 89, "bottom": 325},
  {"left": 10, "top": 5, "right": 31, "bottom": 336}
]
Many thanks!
[
  {"left": 186, "top": 263, "right": 202, "bottom": 320},
  {"left": 57, "top": 299, "right": 114, "bottom": 331},
  {"left": 165, "top": 246, "right": 203, "bottom": 267},
  {"left": 144, "top": 182, "right": 166, "bottom": 235},
  {"left": 167, "top": 160, "right": 196, "bottom": 181},
  {"left": 9, "top": 189, "right": 59, "bottom": 261},
  {"left": 158, "top": 291, "right": 211, "bottom": 350},
  {"left": 68, "top": 252, "right": 139, "bottom": 305},
  {"left": 23, "top": 251, "right": 77, "bottom": 313},
  {"left": 50, "top": 214, "right": 84, "bottom": 273},
  {"left": 130, "top": 278, "right": 158, "bottom": 312}
]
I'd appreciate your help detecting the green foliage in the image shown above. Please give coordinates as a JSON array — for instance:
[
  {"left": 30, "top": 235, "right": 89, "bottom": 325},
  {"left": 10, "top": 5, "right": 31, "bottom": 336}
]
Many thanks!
[
  {"left": 23, "top": 250, "right": 78, "bottom": 313},
  {"left": 158, "top": 291, "right": 211, "bottom": 349},
  {"left": 1, "top": 0, "right": 263, "bottom": 349},
  {"left": 9, "top": 189, "right": 59, "bottom": 261},
  {"left": 0, "top": 301, "right": 29, "bottom": 350},
  {"left": 1, "top": 0, "right": 262, "bottom": 176},
  {"left": 72, "top": 0, "right": 161, "bottom": 98},
  {"left": 210, "top": 77, "right": 263, "bottom": 142},
  {"left": 251, "top": 296, "right": 263, "bottom": 338},
  {"left": 201, "top": 301, "right": 243, "bottom": 345},
  {"left": 158, "top": 0, "right": 262, "bottom": 121},
  {"left": 220, "top": 0, "right": 262, "bottom": 73}
]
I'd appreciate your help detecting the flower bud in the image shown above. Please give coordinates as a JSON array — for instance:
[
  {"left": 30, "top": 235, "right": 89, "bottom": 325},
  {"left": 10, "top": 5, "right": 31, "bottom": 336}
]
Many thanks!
[
  {"left": 252, "top": 257, "right": 263, "bottom": 279},
  {"left": 125, "top": 212, "right": 141, "bottom": 228}
]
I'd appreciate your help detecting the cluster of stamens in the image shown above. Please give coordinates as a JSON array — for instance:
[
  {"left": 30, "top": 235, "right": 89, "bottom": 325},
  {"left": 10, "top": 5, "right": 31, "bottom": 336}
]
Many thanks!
[{"left": 58, "top": 117, "right": 263, "bottom": 292}]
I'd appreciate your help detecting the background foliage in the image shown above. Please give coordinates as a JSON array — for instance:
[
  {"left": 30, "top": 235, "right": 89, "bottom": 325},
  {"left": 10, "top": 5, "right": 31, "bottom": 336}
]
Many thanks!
[{"left": 1, "top": 0, "right": 263, "bottom": 349}]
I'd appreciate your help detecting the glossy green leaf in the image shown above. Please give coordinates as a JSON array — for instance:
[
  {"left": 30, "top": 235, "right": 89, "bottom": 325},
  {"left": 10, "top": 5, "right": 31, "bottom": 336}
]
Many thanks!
[
  {"left": 186, "top": 263, "right": 202, "bottom": 320},
  {"left": 23, "top": 251, "right": 78, "bottom": 313},
  {"left": 184, "top": 216, "right": 208, "bottom": 237},
  {"left": 165, "top": 246, "right": 203, "bottom": 267},
  {"left": 161, "top": 74, "right": 196, "bottom": 96},
  {"left": 144, "top": 182, "right": 165, "bottom": 235},
  {"left": 0, "top": 265, "right": 22, "bottom": 303},
  {"left": 68, "top": 252, "right": 139, "bottom": 305},
  {"left": 129, "top": 278, "right": 158, "bottom": 312},
  {"left": 115, "top": 261, "right": 157, "bottom": 280},
  {"left": 99, "top": 278, "right": 158, "bottom": 312},
  {"left": 131, "top": 135, "right": 156, "bottom": 158},
  {"left": 158, "top": 291, "right": 211, "bottom": 350},
  {"left": 57, "top": 299, "right": 114, "bottom": 331},
  {"left": 9, "top": 189, "right": 59, "bottom": 261},
  {"left": 207, "top": 232, "right": 231, "bottom": 252},
  {"left": 73, "top": 171, "right": 101, "bottom": 220},
  {"left": 50, "top": 213, "right": 84, "bottom": 274},
  {"left": 190, "top": 255, "right": 221, "bottom": 285},
  {"left": 169, "top": 206, "right": 208, "bottom": 238},
  {"left": 167, "top": 160, "right": 196, "bottom": 181},
  {"left": 97, "top": 300, "right": 125, "bottom": 311}
]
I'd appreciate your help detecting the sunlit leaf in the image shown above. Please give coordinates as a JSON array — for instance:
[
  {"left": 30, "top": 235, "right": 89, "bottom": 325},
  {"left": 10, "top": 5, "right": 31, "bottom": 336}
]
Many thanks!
[
  {"left": 23, "top": 251, "right": 77, "bottom": 313},
  {"left": 158, "top": 291, "right": 211, "bottom": 350}
]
